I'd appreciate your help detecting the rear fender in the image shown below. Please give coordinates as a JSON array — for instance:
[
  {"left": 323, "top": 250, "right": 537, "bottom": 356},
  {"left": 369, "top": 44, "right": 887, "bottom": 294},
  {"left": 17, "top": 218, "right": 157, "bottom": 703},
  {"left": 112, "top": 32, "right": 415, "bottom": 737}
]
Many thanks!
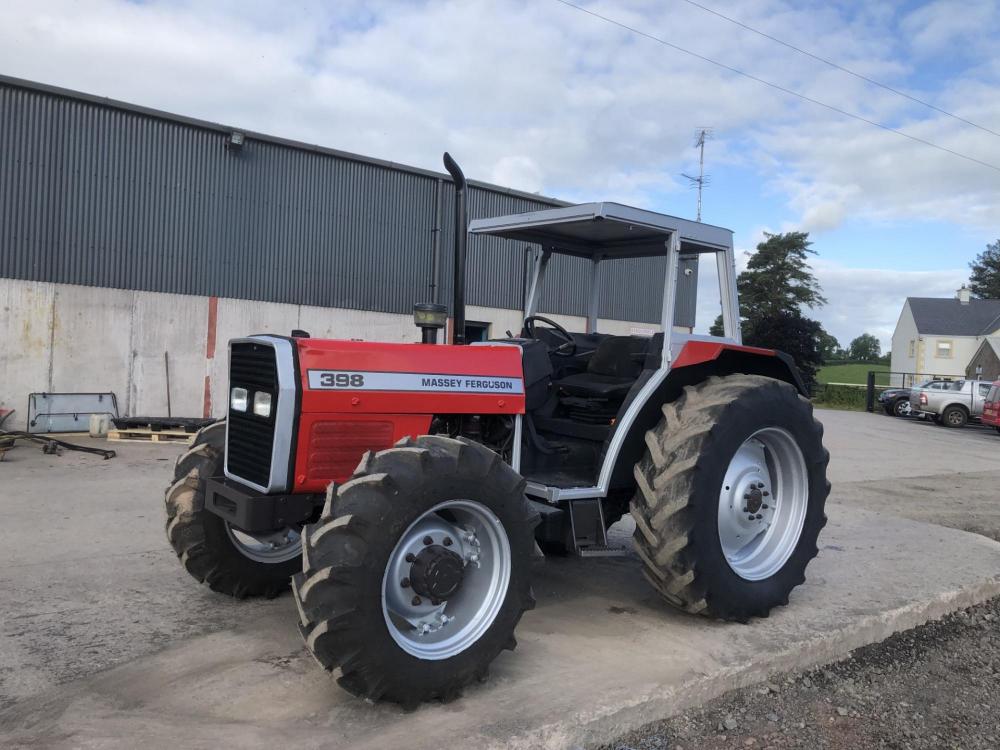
[{"left": 604, "top": 344, "right": 806, "bottom": 489}]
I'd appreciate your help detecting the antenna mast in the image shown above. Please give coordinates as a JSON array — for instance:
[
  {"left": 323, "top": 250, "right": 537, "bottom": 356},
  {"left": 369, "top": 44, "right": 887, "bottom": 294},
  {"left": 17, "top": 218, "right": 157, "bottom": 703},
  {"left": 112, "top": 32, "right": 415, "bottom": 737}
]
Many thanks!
[{"left": 681, "top": 127, "right": 712, "bottom": 222}]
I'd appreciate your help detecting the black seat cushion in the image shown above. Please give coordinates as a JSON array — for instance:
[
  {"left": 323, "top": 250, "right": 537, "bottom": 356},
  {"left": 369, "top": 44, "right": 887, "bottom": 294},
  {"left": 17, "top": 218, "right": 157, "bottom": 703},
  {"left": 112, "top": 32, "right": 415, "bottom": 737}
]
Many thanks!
[
  {"left": 587, "top": 336, "right": 646, "bottom": 379},
  {"left": 554, "top": 335, "right": 647, "bottom": 400},
  {"left": 557, "top": 372, "right": 634, "bottom": 399}
]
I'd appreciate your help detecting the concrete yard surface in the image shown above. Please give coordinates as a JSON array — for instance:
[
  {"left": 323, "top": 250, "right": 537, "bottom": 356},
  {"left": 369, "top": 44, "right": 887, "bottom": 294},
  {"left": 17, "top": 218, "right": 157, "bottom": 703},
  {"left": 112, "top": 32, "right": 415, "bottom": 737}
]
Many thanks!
[{"left": 1, "top": 409, "right": 999, "bottom": 749}]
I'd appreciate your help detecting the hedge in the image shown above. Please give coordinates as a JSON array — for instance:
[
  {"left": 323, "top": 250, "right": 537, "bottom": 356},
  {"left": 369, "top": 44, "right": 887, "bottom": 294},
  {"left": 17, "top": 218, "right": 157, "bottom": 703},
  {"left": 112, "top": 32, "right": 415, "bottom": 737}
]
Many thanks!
[{"left": 812, "top": 383, "right": 868, "bottom": 411}]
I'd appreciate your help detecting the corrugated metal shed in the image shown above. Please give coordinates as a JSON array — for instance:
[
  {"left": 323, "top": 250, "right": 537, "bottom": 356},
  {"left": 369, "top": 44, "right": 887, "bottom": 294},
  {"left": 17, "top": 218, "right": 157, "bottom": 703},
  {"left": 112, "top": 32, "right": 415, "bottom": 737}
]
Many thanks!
[{"left": 0, "top": 75, "right": 678, "bottom": 324}]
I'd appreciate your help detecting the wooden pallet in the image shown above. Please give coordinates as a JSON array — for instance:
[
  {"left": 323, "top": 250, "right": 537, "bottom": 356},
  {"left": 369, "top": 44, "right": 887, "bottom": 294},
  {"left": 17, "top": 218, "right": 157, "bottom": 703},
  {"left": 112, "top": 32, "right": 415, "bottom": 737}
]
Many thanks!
[{"left": 107, "top": 428, "right": 194, "bottom": 445}]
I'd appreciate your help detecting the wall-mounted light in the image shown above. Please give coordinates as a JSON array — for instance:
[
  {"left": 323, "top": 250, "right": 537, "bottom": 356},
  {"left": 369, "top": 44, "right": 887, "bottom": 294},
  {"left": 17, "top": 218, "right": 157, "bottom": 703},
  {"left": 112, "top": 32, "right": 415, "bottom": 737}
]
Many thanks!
[{"left": 226, "top": 131, "right": 245, "bottom": 151}]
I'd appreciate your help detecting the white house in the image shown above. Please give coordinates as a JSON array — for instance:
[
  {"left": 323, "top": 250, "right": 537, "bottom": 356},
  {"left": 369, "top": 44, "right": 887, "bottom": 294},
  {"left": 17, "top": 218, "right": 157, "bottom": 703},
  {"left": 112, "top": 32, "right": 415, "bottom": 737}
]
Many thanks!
[{"left": 890, "top": 286, "right": 1000, "bottom": 382}]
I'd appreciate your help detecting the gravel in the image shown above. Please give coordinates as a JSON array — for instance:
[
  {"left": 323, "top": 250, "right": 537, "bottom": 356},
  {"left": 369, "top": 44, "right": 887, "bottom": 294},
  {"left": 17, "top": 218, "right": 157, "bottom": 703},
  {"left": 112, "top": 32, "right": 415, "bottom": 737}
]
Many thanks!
[{"left": 601, "top": 596, "right": 1000, "bottom": 750}]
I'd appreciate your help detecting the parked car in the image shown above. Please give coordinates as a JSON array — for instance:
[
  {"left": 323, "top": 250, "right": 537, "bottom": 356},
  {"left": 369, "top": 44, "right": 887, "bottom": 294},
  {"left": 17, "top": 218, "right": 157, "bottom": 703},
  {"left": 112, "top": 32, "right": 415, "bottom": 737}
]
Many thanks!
[
  {"left": 878, "top": 387, "right": 912, "bottom": 417},
  {"left": 982, "top": 380, "right": 1000, "bottom": 434},
  {"left": 909, "top": 379, "right": 993, "bottom": 428}
]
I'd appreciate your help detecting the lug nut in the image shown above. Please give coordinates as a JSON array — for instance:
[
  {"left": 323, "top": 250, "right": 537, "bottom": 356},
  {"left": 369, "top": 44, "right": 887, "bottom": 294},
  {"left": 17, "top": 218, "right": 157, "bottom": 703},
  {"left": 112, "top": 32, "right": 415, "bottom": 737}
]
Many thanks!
[
  {"left": 755, "top": 513, "right": 763, "bottom": 519},
  {"left": 412, "top": 595, "right": 422, "bottom": 606},
  {"left": 748, "top": 516, "right": 755, "bottom": 521},
  {"left": 401, "top": 578, "right": 410, "bottom": 588},
  {"left": 742, "top": 506, "right": 748, "bottom": 513},
  {"left": 405, "top": 553, "right": 415, "bottom": 563},
  {"left": 744, "top": 493, "right": 751, "bottom": 500},
  {"left": 443, "top": 536, "right": 453, "bottom": 547},
  {"left": 757, "top": 482, "right": 765, "bottom": 488},
  {"left": 422, "top": 536, "right": 433, "bottom": 546},
  {"left": 762, "top": 490, "right": 770, "bottom": 497},
  {"left": 762, "top": 504, "right": 769, "bottom": 510}
]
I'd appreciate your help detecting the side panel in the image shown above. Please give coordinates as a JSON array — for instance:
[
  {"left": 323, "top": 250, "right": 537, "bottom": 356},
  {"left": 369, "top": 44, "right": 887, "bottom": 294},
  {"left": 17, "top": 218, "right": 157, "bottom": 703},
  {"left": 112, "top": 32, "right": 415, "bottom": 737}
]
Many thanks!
[
  {"left": 293, "top": 412, "right": 433, "bottom": 492},
  {"left": 292, "top": 339, "right": 525, "bottom": 493}
]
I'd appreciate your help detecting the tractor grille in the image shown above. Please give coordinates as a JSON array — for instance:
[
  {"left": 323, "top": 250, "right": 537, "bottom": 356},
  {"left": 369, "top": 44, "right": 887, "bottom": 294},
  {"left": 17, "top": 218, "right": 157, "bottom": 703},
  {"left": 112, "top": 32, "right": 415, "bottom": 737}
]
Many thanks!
[{"left": 226, "top": 342, "right": 279, "bottom": 489}]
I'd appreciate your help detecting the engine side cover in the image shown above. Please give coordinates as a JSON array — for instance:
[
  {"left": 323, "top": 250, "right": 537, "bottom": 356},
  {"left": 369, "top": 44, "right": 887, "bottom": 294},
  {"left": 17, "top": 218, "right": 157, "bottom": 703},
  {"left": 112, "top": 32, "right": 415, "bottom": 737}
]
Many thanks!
[{"left": 292, "top": 339, "right": 525, "bottom": 491}]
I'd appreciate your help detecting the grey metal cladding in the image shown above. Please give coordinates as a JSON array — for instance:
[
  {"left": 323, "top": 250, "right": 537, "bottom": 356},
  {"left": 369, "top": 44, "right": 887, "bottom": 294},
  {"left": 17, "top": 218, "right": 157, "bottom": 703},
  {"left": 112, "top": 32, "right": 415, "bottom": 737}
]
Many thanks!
[{"left": 1, "top": 77, "right": 666, "bottom": 324}]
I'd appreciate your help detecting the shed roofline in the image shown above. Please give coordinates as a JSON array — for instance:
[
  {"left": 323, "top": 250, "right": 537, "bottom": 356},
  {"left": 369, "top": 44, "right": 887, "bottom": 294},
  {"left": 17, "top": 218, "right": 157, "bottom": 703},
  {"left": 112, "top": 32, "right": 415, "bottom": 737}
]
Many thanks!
[{"left": 0, "top": 73, "right": 569, "bottom": 209}]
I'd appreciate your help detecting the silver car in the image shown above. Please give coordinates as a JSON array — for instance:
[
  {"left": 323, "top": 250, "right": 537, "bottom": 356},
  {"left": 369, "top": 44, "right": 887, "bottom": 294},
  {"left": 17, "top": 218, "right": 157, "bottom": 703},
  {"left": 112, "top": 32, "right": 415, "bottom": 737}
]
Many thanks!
[{"left": 909, "top": 379, "right": 992, "bottom": 428}]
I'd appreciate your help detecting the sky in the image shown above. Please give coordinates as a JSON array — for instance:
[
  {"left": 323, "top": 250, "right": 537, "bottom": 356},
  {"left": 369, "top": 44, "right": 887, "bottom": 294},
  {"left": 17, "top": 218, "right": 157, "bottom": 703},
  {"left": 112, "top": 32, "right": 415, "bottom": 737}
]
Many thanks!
[{"left": 2, "top": 0, "right": 998, "bottom": 350}]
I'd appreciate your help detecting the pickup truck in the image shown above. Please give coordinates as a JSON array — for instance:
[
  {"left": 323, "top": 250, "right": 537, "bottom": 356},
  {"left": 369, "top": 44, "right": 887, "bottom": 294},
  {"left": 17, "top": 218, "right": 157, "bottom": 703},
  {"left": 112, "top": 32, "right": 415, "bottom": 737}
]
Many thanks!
[{"left": 908, "top": 379, "right": 993, "bottom": 428}]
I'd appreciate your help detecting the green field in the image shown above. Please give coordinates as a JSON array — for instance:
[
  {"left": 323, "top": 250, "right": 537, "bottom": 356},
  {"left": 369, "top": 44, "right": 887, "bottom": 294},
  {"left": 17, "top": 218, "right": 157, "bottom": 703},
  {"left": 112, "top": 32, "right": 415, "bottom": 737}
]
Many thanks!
[{"left": 816, "top": 363, "right": 888, "bottom": 385}]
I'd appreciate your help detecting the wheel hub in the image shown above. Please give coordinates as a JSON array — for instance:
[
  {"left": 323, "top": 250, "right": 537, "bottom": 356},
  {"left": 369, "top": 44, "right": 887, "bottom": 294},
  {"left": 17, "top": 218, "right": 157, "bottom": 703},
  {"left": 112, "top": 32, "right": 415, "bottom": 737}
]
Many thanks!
[
  {"left": 381, "top": 500, "right": 512, "bottom": 660},
  {"left": 410, "top": 545, "right": 465, "bottom": 601},
  {"left": 717, "top": 428, "right": 809, "bottom": 581},
  {"left": 745, "top": 486, "right": 764, "bottom": 514}
]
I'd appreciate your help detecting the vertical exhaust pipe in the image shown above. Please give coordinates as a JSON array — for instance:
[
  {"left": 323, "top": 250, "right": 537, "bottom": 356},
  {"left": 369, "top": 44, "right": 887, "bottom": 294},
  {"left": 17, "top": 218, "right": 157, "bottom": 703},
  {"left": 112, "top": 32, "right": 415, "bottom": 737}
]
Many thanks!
[{"left": 443, "top": 152, "right": 467, "bottom": 345}]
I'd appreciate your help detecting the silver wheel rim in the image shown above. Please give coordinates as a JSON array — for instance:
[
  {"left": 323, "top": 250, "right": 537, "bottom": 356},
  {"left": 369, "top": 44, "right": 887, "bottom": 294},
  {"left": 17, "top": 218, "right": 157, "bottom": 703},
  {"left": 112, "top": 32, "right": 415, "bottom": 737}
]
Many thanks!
[
  {"left": 381, "top": 500, "right": 511, "bottom": 660},
  {"left": 717, "top": 427, "right": 808, "bottom": 581},
  {"left": 225, "top": 523, "right": 302, "bottom": 563},
  {"left": 896, "top": 400, "right": 911, "bottom": 416}
]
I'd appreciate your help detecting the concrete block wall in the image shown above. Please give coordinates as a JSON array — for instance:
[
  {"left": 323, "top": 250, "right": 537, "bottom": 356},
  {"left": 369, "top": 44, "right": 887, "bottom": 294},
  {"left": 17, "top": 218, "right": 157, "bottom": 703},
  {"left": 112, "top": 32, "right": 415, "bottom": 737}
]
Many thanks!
[{"left": 1, "top": 278, "right": 661, "bottom": 432}]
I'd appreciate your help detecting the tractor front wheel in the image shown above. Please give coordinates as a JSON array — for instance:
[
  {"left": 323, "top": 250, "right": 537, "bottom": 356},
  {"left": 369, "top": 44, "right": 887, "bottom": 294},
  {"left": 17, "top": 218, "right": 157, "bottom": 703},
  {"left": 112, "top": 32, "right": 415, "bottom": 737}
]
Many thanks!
[
  {"left": 294, "top": 435, "right": 538, "bottom": 707},
  {"left": 165, "top": 421, "right": 302, "bottom": 597},
  {"left": 630, "top": 374, "right": 829, "bottom": 621}
]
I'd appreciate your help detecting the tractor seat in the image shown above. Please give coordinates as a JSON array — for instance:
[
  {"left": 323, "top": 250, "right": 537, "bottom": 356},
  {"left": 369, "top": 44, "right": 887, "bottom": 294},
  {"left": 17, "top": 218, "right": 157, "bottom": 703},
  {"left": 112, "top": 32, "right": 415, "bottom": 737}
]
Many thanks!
[{"left": 555, "top": 335, "right": 646, "bottom": 401}]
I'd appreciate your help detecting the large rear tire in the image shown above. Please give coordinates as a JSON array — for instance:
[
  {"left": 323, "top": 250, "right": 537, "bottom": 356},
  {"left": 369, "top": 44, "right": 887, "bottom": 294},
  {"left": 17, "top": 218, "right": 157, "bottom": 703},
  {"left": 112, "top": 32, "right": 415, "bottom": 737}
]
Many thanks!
[
  {"left": 294, "top": 435, "right": 538, "bottom": 707},
  {"left": 630, "top": 375, "right": 829, "bottom": 621},
  {"left": 165, "top": 421, "right": 302, "bottom": 598}
]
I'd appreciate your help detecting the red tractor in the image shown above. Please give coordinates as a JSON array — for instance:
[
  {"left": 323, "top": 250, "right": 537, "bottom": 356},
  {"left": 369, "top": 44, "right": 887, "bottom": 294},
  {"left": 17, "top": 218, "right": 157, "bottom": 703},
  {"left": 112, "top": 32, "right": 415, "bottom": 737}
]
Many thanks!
[{"left": 165, "top": 154, "right": 829, "bottom": 708}]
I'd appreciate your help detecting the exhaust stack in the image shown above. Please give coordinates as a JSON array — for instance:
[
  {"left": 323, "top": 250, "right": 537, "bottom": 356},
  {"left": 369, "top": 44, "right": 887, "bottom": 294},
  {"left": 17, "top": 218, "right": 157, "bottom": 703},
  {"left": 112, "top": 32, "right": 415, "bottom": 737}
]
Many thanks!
[{"left": 443, "top": 152, "right": 467, "bottom": 345}]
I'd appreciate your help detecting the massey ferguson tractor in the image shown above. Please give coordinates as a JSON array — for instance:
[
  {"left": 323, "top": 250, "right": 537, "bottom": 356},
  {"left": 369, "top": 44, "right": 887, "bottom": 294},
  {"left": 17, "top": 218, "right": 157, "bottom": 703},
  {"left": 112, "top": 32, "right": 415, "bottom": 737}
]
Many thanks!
[{"left": 165, "top": 154, "right": 829, "bottom": 708}]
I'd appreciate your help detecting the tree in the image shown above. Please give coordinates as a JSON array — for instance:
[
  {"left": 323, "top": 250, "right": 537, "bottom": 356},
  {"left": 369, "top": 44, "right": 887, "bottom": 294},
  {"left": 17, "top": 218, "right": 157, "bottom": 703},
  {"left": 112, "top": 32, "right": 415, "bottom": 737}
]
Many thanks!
[
  {"left": 738, "top": 232, "right": 827, "bottom": 318},
  {"left": 709, "top": 314, "right": 725, "bottom": 337},
  {"left": 735, "top": 231, "right": 827, "bottom": 390},
  {"left": 742, "top": 310, "right": 824, "bottom": 391},
  {"left": 848, "top": 333, "right": 881, "bottom": 362},
  {"left": 817, "top": 330, "right": 841, "bottom": 363},
  {"left": 969, "top": 239, "right": 1000, "bottom": 299}
]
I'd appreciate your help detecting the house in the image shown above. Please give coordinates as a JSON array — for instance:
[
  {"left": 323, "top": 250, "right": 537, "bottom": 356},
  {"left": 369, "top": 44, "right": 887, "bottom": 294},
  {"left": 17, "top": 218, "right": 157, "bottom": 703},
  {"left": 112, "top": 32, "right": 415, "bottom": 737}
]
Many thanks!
[
  {"left": 890, "top": 286, "right": 1000, "bottom": 382},
  {"left": 966, "top": 337, "right": 1000, "bottom": 382}
]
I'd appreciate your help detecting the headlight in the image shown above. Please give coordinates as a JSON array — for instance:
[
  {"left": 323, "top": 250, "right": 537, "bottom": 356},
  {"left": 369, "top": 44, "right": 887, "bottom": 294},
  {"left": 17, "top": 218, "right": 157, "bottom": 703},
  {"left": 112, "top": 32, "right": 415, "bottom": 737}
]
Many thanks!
[
  {"left": 230, "top": 387, "right": 248, "bottom": 412},
  {"left": 252, "top": 391, "right": 272, "bottom": 418}
]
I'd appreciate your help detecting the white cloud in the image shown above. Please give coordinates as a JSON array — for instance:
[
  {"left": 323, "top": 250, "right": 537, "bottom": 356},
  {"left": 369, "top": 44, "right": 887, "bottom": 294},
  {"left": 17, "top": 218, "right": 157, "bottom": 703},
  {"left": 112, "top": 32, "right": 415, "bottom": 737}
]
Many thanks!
[
  {"left": 693, "top": 253, "right": 967, "bottom": 352},
  {"left": 808, "top": 259, "right": 966, "bottom": 351}
]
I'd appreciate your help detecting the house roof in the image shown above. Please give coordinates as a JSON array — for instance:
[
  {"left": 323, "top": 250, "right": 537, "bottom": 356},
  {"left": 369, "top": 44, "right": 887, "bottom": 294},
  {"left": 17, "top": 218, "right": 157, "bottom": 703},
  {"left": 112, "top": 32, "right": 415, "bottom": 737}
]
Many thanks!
[
  {"left": 907, "top": 297, "right": 1000, "bottom": 336},
  {"left": 976, "top": 336, "right": 1000, "bottom": 360}
]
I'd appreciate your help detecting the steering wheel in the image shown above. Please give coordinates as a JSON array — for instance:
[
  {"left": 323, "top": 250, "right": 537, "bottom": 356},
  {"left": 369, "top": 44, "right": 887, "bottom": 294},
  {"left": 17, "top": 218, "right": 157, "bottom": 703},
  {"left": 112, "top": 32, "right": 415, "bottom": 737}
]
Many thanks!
[{"left": 523, "top": 315, "right": 577, "bottom": 356}]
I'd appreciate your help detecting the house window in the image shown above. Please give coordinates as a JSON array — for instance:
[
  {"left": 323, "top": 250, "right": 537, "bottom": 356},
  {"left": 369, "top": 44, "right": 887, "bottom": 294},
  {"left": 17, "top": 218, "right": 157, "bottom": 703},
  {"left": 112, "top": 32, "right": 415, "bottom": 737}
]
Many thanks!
[
  {"left": 935, "top": 340, "right": 953, "bottom": 358},
  {"left": 908, "top": 339, "right": 915, "bottom": 357}
]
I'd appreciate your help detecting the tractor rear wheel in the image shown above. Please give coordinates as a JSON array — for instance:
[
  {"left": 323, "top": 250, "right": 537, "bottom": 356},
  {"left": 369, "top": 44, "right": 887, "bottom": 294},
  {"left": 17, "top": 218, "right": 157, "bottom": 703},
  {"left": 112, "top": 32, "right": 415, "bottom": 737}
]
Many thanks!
[
  {"left": 630, "top": 374, "right": 829, "bottom": 621},
  {"left": 165, "top": 421, "right": 302, "bottom": 598},
  {"left": 294, "top": 435, "right": 538, "bottom": 707}
]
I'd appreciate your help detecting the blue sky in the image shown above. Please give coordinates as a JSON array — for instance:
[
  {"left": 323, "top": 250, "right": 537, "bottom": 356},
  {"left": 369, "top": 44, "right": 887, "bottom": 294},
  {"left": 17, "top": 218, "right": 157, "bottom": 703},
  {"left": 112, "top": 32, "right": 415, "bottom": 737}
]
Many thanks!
[{"left": 2, "top": 0, "right": 997, "bottom": 349}]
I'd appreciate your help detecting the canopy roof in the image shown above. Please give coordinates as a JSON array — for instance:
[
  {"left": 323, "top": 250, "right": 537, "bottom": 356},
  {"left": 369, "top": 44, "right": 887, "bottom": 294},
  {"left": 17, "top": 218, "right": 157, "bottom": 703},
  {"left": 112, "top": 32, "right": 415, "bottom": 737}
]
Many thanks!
[{"left": 468, "top": 202, "right": 733, "bottom": 259}]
